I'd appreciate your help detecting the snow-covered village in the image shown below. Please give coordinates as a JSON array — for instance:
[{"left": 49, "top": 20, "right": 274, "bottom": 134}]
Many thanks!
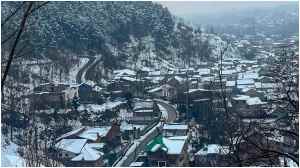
[{"left": 1, "top": 1, "right": 299, "bottom": 167}]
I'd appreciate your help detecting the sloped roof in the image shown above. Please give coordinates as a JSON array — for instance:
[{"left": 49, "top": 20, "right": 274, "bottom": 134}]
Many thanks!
[
  {"left": 56, "top": 127, "right": 86, "bottom": 141},
  {"left": 196, "top": 144, "right": 229, "bottom": 155},
  {"left": 71, "top": 143, "right": 104, "bottom": 161},
  {"left": 78, "top": 127, "right": 111, "bottom": 141},
  {"left": 146, "top": 135, "right": 187, "bottom": 155},
  {"left": 146, "top": 135, "right": 168, "bottom": 153},
  {"left": 55, "top": 139, "right": 87, "bottom": 154},
  {"left": 163, "top": 124, "right": 188, "bottom": 130}
]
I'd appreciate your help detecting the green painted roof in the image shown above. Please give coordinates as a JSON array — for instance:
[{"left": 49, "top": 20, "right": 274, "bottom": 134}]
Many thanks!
[{"left": 146, "top": 134, "right": 168, "bottom": 152}]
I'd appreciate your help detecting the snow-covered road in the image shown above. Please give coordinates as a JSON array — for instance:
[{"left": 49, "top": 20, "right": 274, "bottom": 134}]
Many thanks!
[
  {"left": 113, "top": 99, "right": 178, "bottom": 166},
  {"left": 76, "top": 55, "right": 102, "bottom": 84},
  {"left": 114, "top": 121, "right": 162, "bottom": 166},
  {"left": 156, "top": 100, "right": 177, "bottom": 123}
]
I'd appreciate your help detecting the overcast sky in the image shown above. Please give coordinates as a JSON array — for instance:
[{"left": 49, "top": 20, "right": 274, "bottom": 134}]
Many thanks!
[{"left": 159, "top": 1, "right": 298, "bottom": 16}]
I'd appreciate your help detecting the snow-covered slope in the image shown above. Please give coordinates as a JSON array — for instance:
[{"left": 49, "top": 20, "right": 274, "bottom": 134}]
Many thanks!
[{"left": 1, "top": 139, "right": 26, "bottom": 167}]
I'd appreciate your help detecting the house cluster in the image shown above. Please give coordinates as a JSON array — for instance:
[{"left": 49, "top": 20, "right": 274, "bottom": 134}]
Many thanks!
[
  {"left": 52, "top": 98, "right": 165, "bottom": 166},
  {"left": 27, "top": 82, "right": 103, "bottom": 111},
  {"left": 118, "top": 98, "right": 160, "bottom": 125},
  {"left": 53, "top": 120, "right": 121, "bottom": 166},
  {"left": 129, "top": 123, "right": 189, "bottom": 167}
]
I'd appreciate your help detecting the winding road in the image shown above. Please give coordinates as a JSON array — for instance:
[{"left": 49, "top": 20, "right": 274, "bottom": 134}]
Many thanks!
[
  {"left": 76, "top": 55, "right": 102, "bottom": 84},
  {"left": 75, "top": 55, "right": 179, "bottom": 167},
  {"left": 76, "top": 57, "right": 95, "bottom": 83},
  {"left": 155, "top": 99, "right": 177, "bottom": 123},
  {"left": 113, "top": 99, "right": 178, "bottom": 167}
]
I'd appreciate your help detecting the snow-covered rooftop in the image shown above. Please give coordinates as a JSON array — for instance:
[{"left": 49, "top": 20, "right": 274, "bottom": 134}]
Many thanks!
[
  {"left": 56, "top": 127, "right": 85, "bottom": 141},
  {"left": 197, "top": 68, "right": 210, "bottom": 75},
  {"left": 55, "top": 139, "right": 87, "bottom": 154},
  {"left": 163, "top": 136, "right": 187, "bottom": 155},
  {"left": 120, "top": 121, "right": 146, "bottom": 132},
  {"left": 71, "top": 143, "right": 104, "bottom": 161},
  {"left": 237, "top": 79, "right": 255, "bottom": 85},
  {"left": 148, "top": 86, "right": 162, "bottom": 93},
  {"left": 226, "top": 81, "right": 236, "bottom": 87},
  {"left": 184, "top": 88, "right": 210, "bottom": 94},
  {"left": 238, "top": 72, "right": 259, "bottom": 80},
  {"left": 133, "top": 101, "right": 153, "bottom": 110},
  {"left": 113, "top": 69, "right": 136, "bottom": 76},
  {"left": 255, "top": 82, "right": 278, "bottom": 89},
  {"left": 130, "top": 162, "right": 144, "bottom": 167},
  {"left": 222, "top": 69, "right": 236, "bottom": 75},
  {"left": 121, "top": 76, "right": 141, "bottom": 82},
  {"left": 147, "top": 135, "right": 188, "bottom": 155},
  {"left": 163, "top": 124, "right": 188, "bottom": 130},
  {"left": 246, "top": 97, "right": 266, "bottom": 105},
  {"left": 78, "top": 101, "right": 124, "bottom": 112},
  {"left": 78, "top": 127, "right": 111, "bottom": 141},
  {"left": 196, "top": 144, "right": 229, "bottom": 155},
  {"left": 232, "top": 95, "right": 250, "bottom": 101},
  {"left": 134, "top": 109, "right": 153, "bottom": 113}
]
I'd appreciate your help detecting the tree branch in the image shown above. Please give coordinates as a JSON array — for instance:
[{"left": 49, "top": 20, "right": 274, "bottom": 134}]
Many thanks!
[{"left": 1, "top": 2, "right": 33, "bottom": 90}]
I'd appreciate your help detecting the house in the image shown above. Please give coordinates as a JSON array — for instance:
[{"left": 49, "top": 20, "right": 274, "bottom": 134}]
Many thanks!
[
  {"left": 129, "top": 162, "right": 145, "bottom": 167},
  {"left": 55, "top": 138, "right": 88, "bottom": 160},
  {"left": 120, "top": 121, "right": 146, "bottom": 140},
  {"left": 226, "top": 80, "right": 236, "bottom": 91},
  {"left": 232, "top": 95, "right": 267, "bottom": 117},
  {"left": 29, "top": 82, "right": 97, "bottom": 110},
  {"left": 162, "top": 84, "right": 178, "bottom": 101},
  {"left": 55, "top": 139, "right": 104, "bottom": 166},
  {"left": 146, "top": 84, "right": 178, "bottom": 100},
  {"left": 55, "top": 139, "right": 105, "bottom": 167},
  {"left": 76, "top": 83, "right": 95, "bottom": 103},
  {"left": 54, "top": 122, "right": 122, "bottom": 166},
  {"left": 236, "top": 78, "right": 255, "bottom": 92},
  {"left": 183, "top": 89, "right": 213, "bottom": 102},
  {"left": 28, "top": 91, "right": 66, "bottom": 110},
  {"left": 108, "top": 76, "right": 148, "bottom": 98},
  {"left": 130, "top": 99, "right": 160, "bottom": 124},
  {"left": 113, "top": 69, "right": 136, "bottom": 78},
  {"left": 163, "top": 123, "right": 188, "bottom": 137},
  {"left": 163, "top": 76, "right": 188, "bottom": 99},
  {"left": 195, "top": 144, "right": 230, "bottom": 166},
  {"left": 33, "top": 82, "right": 69, "bottom": 93},
  {"left": 147, "top": 86, "right": 164, "bottom": 98},
  {"left": 56, "top": 122, "right": 121, "bottom": 147},
  {"left": 146, "top": 135, "right": 189, "bottom": 166},
  {"left": 70, "top": 143, "right": 105, "bottom": 166},
  {"left": 190, "top": 98, "right": 213, "bottom": 122}
]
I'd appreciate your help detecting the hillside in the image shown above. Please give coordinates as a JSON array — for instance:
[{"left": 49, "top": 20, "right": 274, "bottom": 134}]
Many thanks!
[{"left": 2, "top": 1, "right": 232, "bottom": 85}]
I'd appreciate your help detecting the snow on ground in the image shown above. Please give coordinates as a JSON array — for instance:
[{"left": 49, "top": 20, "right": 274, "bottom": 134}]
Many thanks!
[
  {"left": 78, "top": 100, "right": 125, "bottom": 113},
  {"left": 115, "top": 121, "right": 163, "bottom": 166},
  {"left": 69, "top": 58, "right": 89, "bottom": 83},
  {"left": 1, "top": 139, "right": 26, "bottom": 167},
  {"left": 279, "top": 157, "right": 298, "bottom": 167},
  {"left": 196, "top": 144, "right": 229, "bottom": 155}
]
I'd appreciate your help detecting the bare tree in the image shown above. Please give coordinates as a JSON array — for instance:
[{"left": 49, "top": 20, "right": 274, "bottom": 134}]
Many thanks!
[
  {"left": 215, "top": 41, "right": 299, "bottom": 166},
  {"left": 1, "top": 1, "right": 49, "bottom": 90}
]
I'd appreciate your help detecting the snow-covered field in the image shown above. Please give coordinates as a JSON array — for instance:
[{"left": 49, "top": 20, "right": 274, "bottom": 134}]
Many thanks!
[{"left": 1, "top": 140, "right": 26, "bottom": 167}]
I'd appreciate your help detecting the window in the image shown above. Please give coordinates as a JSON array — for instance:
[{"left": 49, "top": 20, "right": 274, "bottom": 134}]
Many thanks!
[{"left": 158, "top": 161, "right": 167, "bottom": 167}]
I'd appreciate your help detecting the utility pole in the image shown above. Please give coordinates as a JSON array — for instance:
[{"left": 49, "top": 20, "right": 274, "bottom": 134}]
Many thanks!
[{"left": 185, "top": 49, "right": 191, "bottom": 121}]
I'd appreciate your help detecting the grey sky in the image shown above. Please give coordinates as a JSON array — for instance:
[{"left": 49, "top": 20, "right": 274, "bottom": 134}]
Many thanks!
[{"left": 159, "top": 1, "right": 298, "bottom": 16}]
